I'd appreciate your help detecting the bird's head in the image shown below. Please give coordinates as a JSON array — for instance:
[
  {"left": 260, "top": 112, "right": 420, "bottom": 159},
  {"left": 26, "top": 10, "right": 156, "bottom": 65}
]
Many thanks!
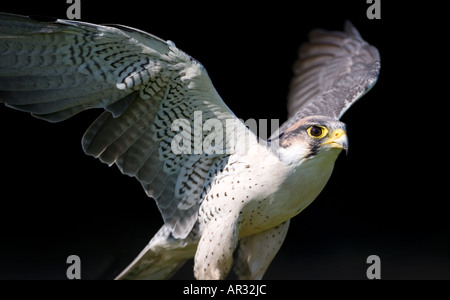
[{"left": 270, "top": 116, "right": 348, "bottom": 165}]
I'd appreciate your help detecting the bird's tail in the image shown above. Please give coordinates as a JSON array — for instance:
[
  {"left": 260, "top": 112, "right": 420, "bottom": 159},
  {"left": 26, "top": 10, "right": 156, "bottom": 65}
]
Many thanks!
[{"left": 115, "top": 225, "right": 197, "bottom": 280}]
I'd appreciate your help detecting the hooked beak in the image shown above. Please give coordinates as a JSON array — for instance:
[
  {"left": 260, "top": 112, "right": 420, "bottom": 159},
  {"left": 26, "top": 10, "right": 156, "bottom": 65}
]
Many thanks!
[{"left": 321, "top": 128, "right": 348, "bottom": 153}]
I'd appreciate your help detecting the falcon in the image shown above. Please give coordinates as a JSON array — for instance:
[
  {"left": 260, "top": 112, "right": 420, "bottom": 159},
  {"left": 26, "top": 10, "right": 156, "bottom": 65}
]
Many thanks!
[{"left": 0, "top": 13, "right": 380, "bottom": 279}]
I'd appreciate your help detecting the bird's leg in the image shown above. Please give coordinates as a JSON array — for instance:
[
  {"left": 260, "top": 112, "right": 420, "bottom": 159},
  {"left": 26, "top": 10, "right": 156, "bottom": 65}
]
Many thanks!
[
  {"left": 233, "top": 220, "right": 290, "bottom": 279},
  {"left": 193, "top": 218, "right": 239, "bottom": 280}
]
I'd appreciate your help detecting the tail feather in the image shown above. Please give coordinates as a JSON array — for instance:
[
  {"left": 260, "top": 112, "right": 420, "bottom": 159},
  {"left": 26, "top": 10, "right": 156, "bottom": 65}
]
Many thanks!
[{"left": 116, "top": 225, "right": 197, "bottom": 280}]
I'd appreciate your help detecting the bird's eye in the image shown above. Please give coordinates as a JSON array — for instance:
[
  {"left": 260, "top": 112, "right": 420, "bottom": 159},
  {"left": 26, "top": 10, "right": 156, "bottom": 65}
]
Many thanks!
[{"left": 307, "top": 125, "right": 328, "bottom": 139}]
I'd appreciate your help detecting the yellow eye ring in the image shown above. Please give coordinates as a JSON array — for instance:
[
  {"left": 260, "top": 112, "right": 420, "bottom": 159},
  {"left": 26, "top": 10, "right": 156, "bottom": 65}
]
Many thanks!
[{"left": 307, "top": 125, "right": 328, "bottom": 139}]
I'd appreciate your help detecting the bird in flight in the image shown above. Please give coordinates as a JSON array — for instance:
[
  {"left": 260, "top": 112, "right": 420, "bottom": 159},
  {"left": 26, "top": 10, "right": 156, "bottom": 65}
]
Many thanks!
[{"left": 0, "top": 13, "right": 380, "bottom": 279}]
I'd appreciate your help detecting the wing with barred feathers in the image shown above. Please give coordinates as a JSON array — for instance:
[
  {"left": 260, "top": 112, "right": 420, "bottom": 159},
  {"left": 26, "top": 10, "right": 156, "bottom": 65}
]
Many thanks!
[
  {"left": 0, "top": 13, "right": 254, "bottom": 239},
  {"left": 277, "top": 21, "right": 380, "bottom": 135}
]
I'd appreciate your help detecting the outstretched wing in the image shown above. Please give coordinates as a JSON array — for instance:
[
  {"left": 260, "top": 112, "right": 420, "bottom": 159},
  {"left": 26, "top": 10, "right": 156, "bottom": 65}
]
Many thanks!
[
  {"left": 278, "top": 21, "right": 380, "bottom": 133},
  {"left": 0, "top": 13, "right": 252, "bottom": 239}
]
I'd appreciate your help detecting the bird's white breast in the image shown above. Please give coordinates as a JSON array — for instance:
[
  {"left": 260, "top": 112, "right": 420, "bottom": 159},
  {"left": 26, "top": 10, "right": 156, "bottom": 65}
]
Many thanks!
[
  {"left": 242, "top": 147, "right": 340, "bottom": 236},
  {"left": 199, "top": 143, "right": 341, "bottom": 238}
]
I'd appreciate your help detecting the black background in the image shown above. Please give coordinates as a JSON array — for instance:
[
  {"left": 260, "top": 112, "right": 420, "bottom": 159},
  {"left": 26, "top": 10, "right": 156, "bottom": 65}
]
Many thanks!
[{"left": 0, "top": 1, "right": 447, "bottom": 280}]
